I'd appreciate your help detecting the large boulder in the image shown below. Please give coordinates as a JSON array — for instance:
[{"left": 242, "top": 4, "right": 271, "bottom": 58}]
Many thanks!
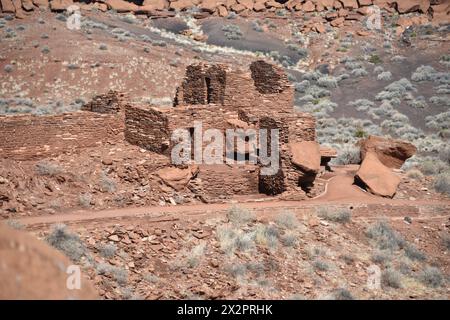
[
  {"left": 0, "top": 224, "right": 98, "bottom": 299},
  {"left": 395, "top": 0, "right": 430, "bottom": 13},
  {"left": 1, "top": 0, "right": 15, "bottom": 12},
  {"left": 289, "top": 141, "right": 321, "bottom": 174},
  {"left": 355, "top": 151, "right": 401, "bottom": 198},
  {"left": 359, "top": 135, "right": 417, "bottom": 169},
  {"left": 155, "top": 165, "right": 198, "bottom": 191},
  {"left": 105, "top": 0, "right": 139, "bottom": 12},
  {"left": 142, "top": 0, "right": 167, "bottom": 10},
  {"left": 49, "top": 0, "right": 73, "bottom": 11}
]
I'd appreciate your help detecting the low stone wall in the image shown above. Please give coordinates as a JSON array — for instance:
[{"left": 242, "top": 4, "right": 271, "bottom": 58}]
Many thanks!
[
  {"left": 0, "top": 111, "right": 124, "bottom": 160},
  {"left": 196, "top": 164, "right": 259, "bottom": 198}
]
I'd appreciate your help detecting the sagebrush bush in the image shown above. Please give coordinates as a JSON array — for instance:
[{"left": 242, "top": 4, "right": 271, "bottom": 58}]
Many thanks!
[
  {"left": 434, "top": 173, "right": 450, "bottom": 195},
  {"left": 4, "top": 64, "right": 13, "bottom": 73},
  {"left": 331, "top": 288, "right": 354, "bottom": 300},
  {"left": 46, "top": 224, "right": 87, "bottom": 262},
  {"left": 227, "top": 205, "right": 255, "bottom": 225},
  {"left": 406, "top": 169, "right": 424, "bottom": 180},
  {"left": 419, "top": 266, "right": 443, "bottom": 288},
  {"left": 36, "top": 161, "right": 62, "bottom": 176},
  {"left": 333, "top": 144, "right": 361, "bottom": 165},
  {"left": 99, "top": 171, "right": 116, "bottom": 193},
  {"left": 366, "top": 221, "right": 405, "bottom": 250},
  {"left": 317, "top": 207, "right": 351, "bottom": 224},
  {"left": 222, "top": 24, "right": 243, "bottom": 40},
  {"left": 97, "top": 243, "right": 117, "bottom": 258},
  {"left": 382, "top": 268, "right": 402, "bottom": 289},
  {"left": 313, "top": 259, "right": 330, "bottom": 271},
  {"left": 404, "top": 244, "right": 426, "bottom": 261},
  {"left": 377, "top": 71, "right": 392, "bottom": 81},
  {"left": 275, "top": 211, "right": 298, "bottom": 229}
]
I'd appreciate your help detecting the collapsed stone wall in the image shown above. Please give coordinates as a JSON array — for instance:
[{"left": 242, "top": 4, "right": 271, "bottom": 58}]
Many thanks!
[
  {"left": 81, "top": 90, "right": 125, "bottom": 114},
  {"left": 0, "top": 111, "right": 124, "bottom": 160}
]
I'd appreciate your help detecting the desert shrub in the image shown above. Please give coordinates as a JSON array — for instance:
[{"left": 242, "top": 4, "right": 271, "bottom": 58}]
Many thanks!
[
  {"left": 97, "top": 243, "right": 117, "bottom": 258},
  {"left": 429, "top": 95, "right": 450, "bottom": 107},
  {"left": 46, "top": 224, "right": 87, "bottom": 262},
  {"left": 340, "top": 254, "right": 355, "bottom": 265},
  {"left": 144, "top": 273, "right": 160, "bottom": 284},
  {"left": 99, "top": 43, "right": 107, "bottom": 50},
  {"left": 407, "top": 97, "right": 428, "bottom": 108},
  {"left": 349, "top": 99, "right": 375, "bottom": 111},
  {"left": 36, "top": 161, "right": 62, "bottom": 176},
  {"left": 404, "top": 244, "right": 426, "bottom": 261},
  {"left": 406, "top": 169, "right": 424, "bottom": 180},
  {"left": 369, "top": 54, "right": 382, "bottom": 64},
  {"left": 152, "top": 40, "right": 167, "bottom": 47},
  {"left": 442, "top": 234, "right": 450, "bottom": 250},
  {"left": 96, "top": 263, "right": 128, "bottom": 285},
  {"left": 366, "top": 221, "right": 405, "bottom": 250},
  {"left": 41, "top": 46, "right": 50, "bottom": 54},
  {"left": 313, "top": 259, "right": 330, "bottom": 271},
  {"left": 434, "top": 173, "right": 450, "bottom": 195},
  {"left": 281, "top": 232, "right": 297, "bottom": 247},
  {"left": 382, "top": 268, "right": 402, "bottom": 289},
  {"left": 234, "top": 232, "right": 254, "bottom": 251},
  {"left": 99, "top": 171, "right": 116, "bottom": 193},
  {"left": 78, "top": 193, "right": 91, "bottom": 208},
  {"left": 275, "top": 211, "right": 298, "bottom": 229},
  {"left": 391, "top": 55, "right": 406, "bottom": 63},
  {"left": 317, "top": 75, "right": 338, "bottom": 89},
  {"left": 377, "top": 71, "right": 392, "bottom": 81},
  {"left": 6, "top": 219, "right": 24, "bottom": 230},
  {"left": 55, "top": 13, "right": 66, "bottom": 22},
  {"left": 186, "top": 243, "right": 205, "bottom": 268},
  {"left": 317, "top": 207, "right": 351, "bottom": 224},
  {"left": 420, "top": 160, "right": 447, "bottom": 175},
  {"left": 254, "top": 224, "right": 279, "bottom": 248},
  {"left": 227, "top": 12, "right": 237, "bottom": 19},
  {"left": 351, "top": 68, "right": 368, "bottom": 77},
  {"left": 251, "top": 20, "right": 263, "bottom": 32},
  {"left": 419, "top": 266, "right": 443, "bottom": 288},
  {"left": 286, "top": 43, "right": 308, "bottom": 58},
  {"left": 227, "top": 205, "right": 255, "bottom": 225},
  {"left": 295, "top": 80, "right": 310, "bottom": 93},
  {"left": 331, "top": 288, "right": 354, "bottom": 300},
  {"left": 439, "top": 146, "right": 450, "bottom": 164},
  {"left": 224, "top": 263, "right": 247, "bottom": 278},
  {"left": 67, "top": 63, "right": 79, "bottom": 70},
  {"left": 4, "top": 64, "right": 13, "bottom": 73},
  {"left": 121, "top": 13, "right": 136, "bottom": 24},
  {"left": 440, "top": 54, "right": 450, "bottom": 67},
  {"left": 333, "top": 144, "right": 360, "bottom": 165},
  {"left": 222, "top": 24, "right": 243, "bottom": 40},
  {"left": 371, "top": 250, "right": 391, "bottom": 265},
  {"left": 373, "top": 66, "right": 384, "bottom": 74},
  {"left": 411, "top": 65, "right": 437, "bottom": 82}
]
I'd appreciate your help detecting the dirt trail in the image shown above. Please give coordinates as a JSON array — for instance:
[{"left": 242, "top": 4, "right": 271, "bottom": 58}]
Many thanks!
[{"left": 16, "top": 165, "right": 450, "bottom": 228}]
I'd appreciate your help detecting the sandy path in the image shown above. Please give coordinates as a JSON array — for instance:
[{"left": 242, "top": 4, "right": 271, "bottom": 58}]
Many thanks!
[{"left": 16, "top": 165, "right": 450, "bottom": 227}]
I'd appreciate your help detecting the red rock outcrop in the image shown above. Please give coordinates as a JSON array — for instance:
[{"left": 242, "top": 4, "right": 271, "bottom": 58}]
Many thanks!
[
  {"left": 0, "top": 224, "right": 98, "bottom": 299},
  {"left": 359, "top": 135, "right": 417, "bottom": 169},
  {"left": 355, "top": 151, "right": 401, "bottom": 198}
]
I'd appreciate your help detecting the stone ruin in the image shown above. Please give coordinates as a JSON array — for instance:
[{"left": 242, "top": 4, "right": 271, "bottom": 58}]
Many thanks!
[{"left": 0, "top": 60, "right": 335, "bottom": 201}]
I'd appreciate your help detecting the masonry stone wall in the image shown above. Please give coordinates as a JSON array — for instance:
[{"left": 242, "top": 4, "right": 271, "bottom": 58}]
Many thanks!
[
  {"left": 195, "top": 164, "right": 259, "bottom": 198},
  {"left": 0, "top": 111, "right": 124, "bottom": 160},
  {"left": 124, "top": 105, "right": 170, "bottom": 154}
]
